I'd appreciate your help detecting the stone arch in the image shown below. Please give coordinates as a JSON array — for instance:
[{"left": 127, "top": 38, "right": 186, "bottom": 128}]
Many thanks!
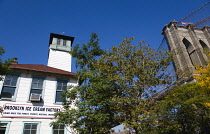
[
  {"left": 199, "top": 39, "right": 210, "bottom": 56},
  {"left": 183, "top": 38, "right": 201, "bottom": 66}
]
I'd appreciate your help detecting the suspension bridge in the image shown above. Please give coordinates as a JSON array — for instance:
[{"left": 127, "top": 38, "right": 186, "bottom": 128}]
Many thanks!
[{"left": 155, "top": 2, "right": 210, "bottom": 98}]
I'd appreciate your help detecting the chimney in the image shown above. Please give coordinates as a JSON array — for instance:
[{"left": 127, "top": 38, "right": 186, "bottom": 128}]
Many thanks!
[{"left": 11, "top": 58, "right": 18, "bottom": 64}]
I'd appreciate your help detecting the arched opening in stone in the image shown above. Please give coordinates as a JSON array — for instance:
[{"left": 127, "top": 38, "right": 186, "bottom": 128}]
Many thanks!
[
  {"left": 199, "top": 40, "right": 210, "bottom": 59},
  {"left": 183, "top": 38, "right": 201, "bottom": 66}
]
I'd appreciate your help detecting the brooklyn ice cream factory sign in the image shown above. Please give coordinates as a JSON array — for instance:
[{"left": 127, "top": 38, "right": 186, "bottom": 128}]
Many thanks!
[{"left": 1, "top": 103, "right": 61, "bottom": 118}]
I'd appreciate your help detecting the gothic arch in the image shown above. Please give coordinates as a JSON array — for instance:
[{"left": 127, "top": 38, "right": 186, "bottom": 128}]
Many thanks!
[
  {"left": 200, "top": 39, "right": 209, "bottom": 52},
  {"left": 182, "top": 38, "right": 201, "bottom": 66},
  {"left": 199, "top": 39, "right": 210, "bottom": 60}
]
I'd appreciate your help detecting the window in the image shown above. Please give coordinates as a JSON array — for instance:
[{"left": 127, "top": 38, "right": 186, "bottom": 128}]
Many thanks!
[
  {"left": 30, "top": 76, "right": 44, "bottom": 100},
  {"left": 52, "top": 124, "right": 65, "bottom": 134},
  {"left": 22, "top": 123, "right": 39, "bottom": 134},
  {"left": 0, "top": 74, "right": 19, "bottom": 100},
  {"left": 57, "top": 38, "right": 61, "bottom": 45},
  {"left": 55, "top": 80, "right": 67, "bottom": 103},
  {"left": 63, "top": 40, "right": 66, "bottom": 46},
  {"left": 0, "top": 121, "right": 11, "bottom": 134}
]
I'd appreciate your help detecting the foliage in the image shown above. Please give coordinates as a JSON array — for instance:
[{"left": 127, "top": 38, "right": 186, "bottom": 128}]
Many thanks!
[
  {"left": 194, "top": 63, "right": 210, "bottom": 93},
  {"left": 96, "top": 37, "right": 173, "bottom": 133},
  {"left": 52, "top": 33, "right": 117, "bottom": 134},
  {"left": 142, "top": 63, "right": 210, "bottom": 134},
  {"left": 0, "top": 46, "right": 13, "bottom": 80},
  {"left": 0, "top": 46, "right": 13, "bottom": 113},
  {"left": 52, "top": 35, "right": 174, "bottom": 134}
]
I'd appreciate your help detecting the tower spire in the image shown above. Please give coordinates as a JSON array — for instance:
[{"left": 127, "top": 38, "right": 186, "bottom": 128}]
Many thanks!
[{"left": 47, "top": 33, "right": 74, "bottom": 72}]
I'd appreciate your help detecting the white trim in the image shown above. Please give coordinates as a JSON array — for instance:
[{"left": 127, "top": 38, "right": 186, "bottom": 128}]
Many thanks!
[
  {"left": 28, "top": 76, "right": 45, "bottom": 102},
  {"left": 0, "top": 121, "right": 11, "bottom": 134},
  {"left": 22, "top": 121, "right": 41, "bottom": 134},
  {"left": 0, "top": 73, "right": 20, "bottom": 101}
]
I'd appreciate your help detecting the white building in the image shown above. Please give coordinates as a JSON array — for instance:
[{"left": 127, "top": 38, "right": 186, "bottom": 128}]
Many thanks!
[{"left": 0, "top": 33, "right": 78, "bottom": 134}]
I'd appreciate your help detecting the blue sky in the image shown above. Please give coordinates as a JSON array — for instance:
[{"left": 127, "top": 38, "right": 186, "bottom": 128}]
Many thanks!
[{"left": 0, "top": 0, "right": 208, "bottom": 73}]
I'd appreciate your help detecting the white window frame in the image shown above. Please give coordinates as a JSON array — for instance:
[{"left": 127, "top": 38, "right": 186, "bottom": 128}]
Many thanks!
[
  {"left": 0, "top": 121, "right": 11, "bottom": 134},
  {"left": 52, "top": 124, "right": 66, "bottom": 134},
  {"left": 29, "top": 76, "right": 45, "bottom": 102},
  {"left": 57, "top": 38, "right": 61, "bottom": 45},
  {"left": 63, "top": 40, "right": 67, "bottom": 46},
  {"left": 0, "top": 73, "right": 20, "bottom": 101},
  {"left": 22, "top": 122, "right": 40, "bottom": 134},
  {"left": 55, "top": 79, "right": 68, "bottom": 104}
]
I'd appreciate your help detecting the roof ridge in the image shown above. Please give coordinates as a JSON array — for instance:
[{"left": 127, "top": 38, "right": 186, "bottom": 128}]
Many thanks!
[{"left": 10, "top": 64, "right": 76, "bottom": 75}]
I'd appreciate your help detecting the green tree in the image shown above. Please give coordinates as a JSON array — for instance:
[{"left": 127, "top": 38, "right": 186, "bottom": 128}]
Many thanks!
[
  {"left": 141, "top": 59, "right": 210, "bottom": 134},
  {"left": 0, "top": 46, "right": 14, "bottom": 113},
  {"left": 0, "top": 46, "right": 13, "bottom": 80},
  {"left": 52, "top": 33, "right": 117, "bottom": 133},
  {"left": 97, "top": 37, "right": 173, "bottom": 133},
  {"left": 52, "top": 36, "right": 174, "bottom": 134},
  {"left": 146, "top": 82, "right": 210, "bottom": 134}
]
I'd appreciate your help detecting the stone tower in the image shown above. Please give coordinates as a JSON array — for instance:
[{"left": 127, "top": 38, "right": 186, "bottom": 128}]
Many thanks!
[
  {"left": 47, "top": 33, "right": 74, "bottom": 72},
  {"left": 162, "top": 21, "right": 210, "bottom": 81}
]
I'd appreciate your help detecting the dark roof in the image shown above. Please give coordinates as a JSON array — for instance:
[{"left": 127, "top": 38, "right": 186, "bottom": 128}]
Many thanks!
[
  {"left": 49, "top": 33, "right": 75, "bottom": 46},
  {"left": 11, "top": 64, "right": 76, "bottom": 76}
]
